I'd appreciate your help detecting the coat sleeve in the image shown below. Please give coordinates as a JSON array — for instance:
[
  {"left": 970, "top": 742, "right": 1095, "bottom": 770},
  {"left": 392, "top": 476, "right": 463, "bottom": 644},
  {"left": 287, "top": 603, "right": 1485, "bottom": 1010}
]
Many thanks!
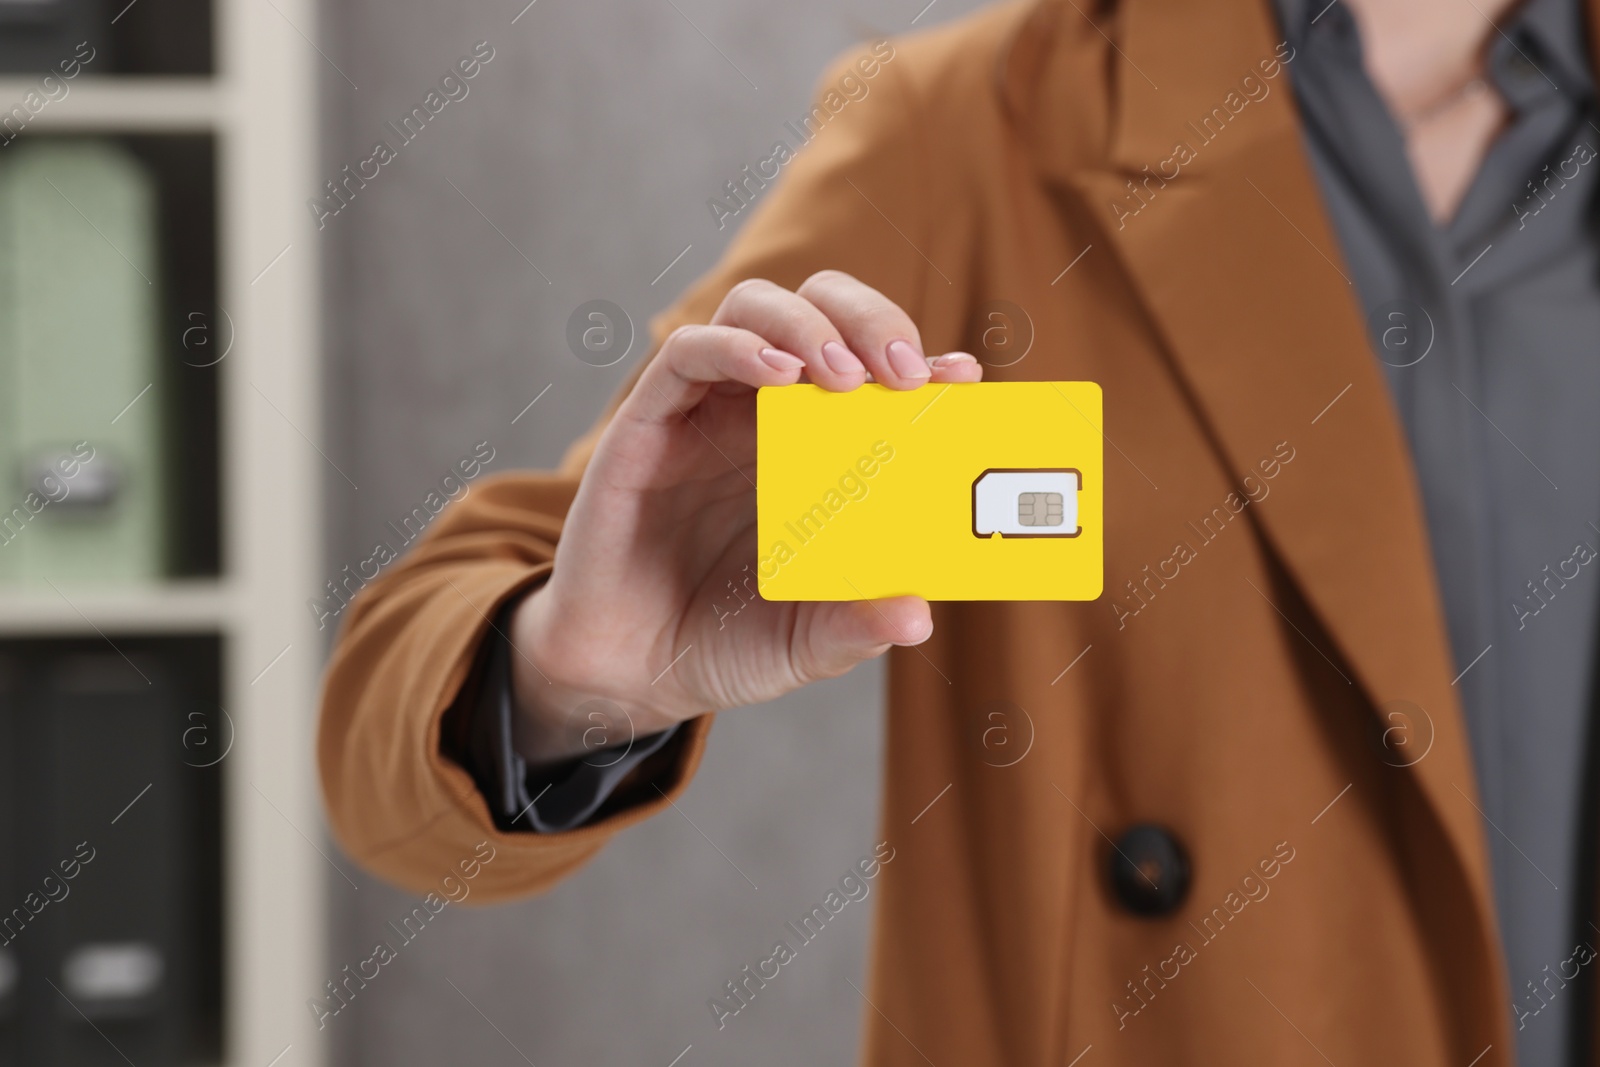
[{"left": 317, "top": 40, "right": 940, "bottom": 902}]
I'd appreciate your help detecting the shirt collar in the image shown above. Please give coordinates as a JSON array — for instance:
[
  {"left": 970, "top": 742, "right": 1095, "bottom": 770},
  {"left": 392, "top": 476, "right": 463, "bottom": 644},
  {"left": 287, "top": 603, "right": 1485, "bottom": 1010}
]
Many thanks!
[
  {"left": 1509, "top": 0, "right": 1594, "bottom": 100},
  {"left": 1273, "top": 0, "right": 1594, "bottom": 102}
]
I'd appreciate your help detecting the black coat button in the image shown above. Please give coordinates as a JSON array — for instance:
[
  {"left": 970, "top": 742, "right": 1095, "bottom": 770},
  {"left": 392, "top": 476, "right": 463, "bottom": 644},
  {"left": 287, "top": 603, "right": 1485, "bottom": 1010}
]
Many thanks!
[{"left": 1107, "top": 824, "right": 1190, "bottom": 917}]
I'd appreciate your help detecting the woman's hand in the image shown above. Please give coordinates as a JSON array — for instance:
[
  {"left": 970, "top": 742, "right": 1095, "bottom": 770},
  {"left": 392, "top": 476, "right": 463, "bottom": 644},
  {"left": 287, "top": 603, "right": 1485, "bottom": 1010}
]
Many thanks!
[{"left": 507, "top": 270, "right": 981, "bottom": 764}]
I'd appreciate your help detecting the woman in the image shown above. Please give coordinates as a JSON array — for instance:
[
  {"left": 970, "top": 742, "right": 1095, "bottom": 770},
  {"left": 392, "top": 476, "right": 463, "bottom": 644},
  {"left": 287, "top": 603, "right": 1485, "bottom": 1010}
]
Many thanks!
[{"left": 320, "top": 0, "right": 1599, "bottom": 1061}]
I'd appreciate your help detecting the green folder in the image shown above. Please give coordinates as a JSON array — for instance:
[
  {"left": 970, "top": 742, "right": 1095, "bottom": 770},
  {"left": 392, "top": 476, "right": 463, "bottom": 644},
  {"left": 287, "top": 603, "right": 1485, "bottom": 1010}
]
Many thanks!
[{"left": 0, "top": 139, "right": 166, "bottom": 584}]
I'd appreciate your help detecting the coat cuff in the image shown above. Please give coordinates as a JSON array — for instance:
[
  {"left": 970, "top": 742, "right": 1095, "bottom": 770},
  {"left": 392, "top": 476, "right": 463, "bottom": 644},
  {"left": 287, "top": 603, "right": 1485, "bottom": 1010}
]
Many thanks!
[{"left": 455, "top": 595, "right": 679, "bottom": 833}]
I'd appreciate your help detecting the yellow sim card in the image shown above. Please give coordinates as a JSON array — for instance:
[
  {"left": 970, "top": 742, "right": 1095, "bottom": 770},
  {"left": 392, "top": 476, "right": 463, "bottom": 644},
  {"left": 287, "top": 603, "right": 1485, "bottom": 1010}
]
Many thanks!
[{"left": 755, "top": 381, "right": 1104, "bottom": 601}]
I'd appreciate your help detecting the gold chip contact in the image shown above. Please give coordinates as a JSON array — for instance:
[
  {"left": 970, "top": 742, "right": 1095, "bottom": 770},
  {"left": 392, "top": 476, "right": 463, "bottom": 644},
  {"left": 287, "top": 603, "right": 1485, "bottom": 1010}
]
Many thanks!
[{"left": 1017, "top": 491, "right": 1065, "bottom": 527}]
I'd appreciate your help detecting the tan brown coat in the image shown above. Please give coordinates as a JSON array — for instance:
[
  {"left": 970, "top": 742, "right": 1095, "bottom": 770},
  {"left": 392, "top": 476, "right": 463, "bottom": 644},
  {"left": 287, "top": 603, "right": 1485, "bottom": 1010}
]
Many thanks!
[{"left": 319, "top": 1, "right": 1573, "bottom": 1061}]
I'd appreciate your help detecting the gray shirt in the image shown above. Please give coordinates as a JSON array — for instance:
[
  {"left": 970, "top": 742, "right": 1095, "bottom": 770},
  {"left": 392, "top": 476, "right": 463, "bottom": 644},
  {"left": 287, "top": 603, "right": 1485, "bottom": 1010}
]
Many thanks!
[
  {"left": 1278, "top": 0, "right": 1600, "bottom": 1061},
  {"left": 466, "top": 3, "right": 1600, "bottom": 1059}
]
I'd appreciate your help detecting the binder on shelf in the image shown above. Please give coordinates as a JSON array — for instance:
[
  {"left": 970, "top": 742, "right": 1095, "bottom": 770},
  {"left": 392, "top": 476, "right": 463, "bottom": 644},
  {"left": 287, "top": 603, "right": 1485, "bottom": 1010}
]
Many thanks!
[
  {"left": 0, "top": 650, "right": 19, "bottom": 1065},
  {"left": 0, "top": 0, "right": 104, "bottom": 74},
  {"left": 0, "top": 638, "right": 222, "bottom": 1066},
  {"left": 36, "top": 651, "right": 183, "bottom": 1064},
  {"left": 0, "top": 139, "right": 167, "bottom": 586}
]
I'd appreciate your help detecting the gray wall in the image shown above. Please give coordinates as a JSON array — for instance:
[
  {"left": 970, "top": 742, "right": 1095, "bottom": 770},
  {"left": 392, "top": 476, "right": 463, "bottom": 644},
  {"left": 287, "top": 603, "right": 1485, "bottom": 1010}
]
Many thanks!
[{"left": 315, "top": 1, "right": 986, "bottom": 1063}]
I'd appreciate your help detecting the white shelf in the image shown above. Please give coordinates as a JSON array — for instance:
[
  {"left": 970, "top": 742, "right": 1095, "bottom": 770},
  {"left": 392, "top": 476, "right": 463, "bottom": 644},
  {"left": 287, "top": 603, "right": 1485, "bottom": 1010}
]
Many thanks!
[
  {"left": 218, "top": 0, "right": 328, "bottom": 1060},
  {"left": 2, "top": 0, "right": 326, "bottom": 1060},
  {"left": 0, "top": 581, "right": 235, "bottom": 635},
  {"left": 0, "top": 76, "right": 225, "bottom": 130}
]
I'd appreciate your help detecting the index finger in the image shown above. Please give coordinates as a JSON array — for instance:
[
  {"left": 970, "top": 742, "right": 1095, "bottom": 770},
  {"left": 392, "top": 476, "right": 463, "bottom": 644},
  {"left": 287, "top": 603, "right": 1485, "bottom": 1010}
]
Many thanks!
[
  {"left": 619, "top": 322, "right": 805, "bottom": 425},
  {"left": 797, "top": 270, "right": 930, "bottom": 390}
]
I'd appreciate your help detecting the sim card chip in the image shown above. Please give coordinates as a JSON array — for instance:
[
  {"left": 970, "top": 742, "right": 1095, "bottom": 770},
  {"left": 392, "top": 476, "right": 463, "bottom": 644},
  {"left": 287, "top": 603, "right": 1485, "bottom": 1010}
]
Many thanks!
[
  {"left": 1017, "top": 491, "right": 1064, "bottom": 527},
  {"left": 973, "top": 469, "right": 1081, "bottom": 538}
]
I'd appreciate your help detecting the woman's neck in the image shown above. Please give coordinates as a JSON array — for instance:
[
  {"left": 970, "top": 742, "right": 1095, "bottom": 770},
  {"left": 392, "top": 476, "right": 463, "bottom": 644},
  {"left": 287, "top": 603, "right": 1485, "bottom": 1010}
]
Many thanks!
[{"left": 1342, "top": 0, "right": 1523, "bottom": 222}]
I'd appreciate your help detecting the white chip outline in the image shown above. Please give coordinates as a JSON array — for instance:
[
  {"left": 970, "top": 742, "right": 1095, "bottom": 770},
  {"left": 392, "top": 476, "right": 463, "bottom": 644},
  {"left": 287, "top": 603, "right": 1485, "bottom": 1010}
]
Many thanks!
[{"left": 972, "top": 468, "right": 1083, "bottom": 538}]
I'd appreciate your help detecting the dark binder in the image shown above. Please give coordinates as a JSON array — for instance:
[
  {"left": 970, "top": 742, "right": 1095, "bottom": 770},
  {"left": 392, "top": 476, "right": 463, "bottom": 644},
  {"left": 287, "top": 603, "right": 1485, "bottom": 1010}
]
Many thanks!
[
  {"left": 37, "top": 650, "right": 183, "bottom": 1064},
  {"left": 0, "top": 0, "right": 105, "bottom": 74},
  {"left": 0, "top": 649, "right": 20, "bottom": 1064},
  {"left": 0, "top": 637, "right": 221, "bottom": 1066}
]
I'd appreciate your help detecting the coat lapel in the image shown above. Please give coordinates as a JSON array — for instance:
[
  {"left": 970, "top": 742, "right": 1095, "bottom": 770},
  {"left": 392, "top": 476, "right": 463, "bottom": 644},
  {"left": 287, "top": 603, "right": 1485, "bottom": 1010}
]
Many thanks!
[{"left": 1009, "top": 0, "right": 1501, "bottom": 975}]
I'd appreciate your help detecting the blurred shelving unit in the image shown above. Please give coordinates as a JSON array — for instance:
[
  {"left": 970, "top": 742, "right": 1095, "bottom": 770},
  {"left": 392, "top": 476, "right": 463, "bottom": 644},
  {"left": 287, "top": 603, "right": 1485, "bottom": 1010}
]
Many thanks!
[
  {"left": 0, "top": 77, "right": 223, "bottom": 129},
  {"left": 0, "top": 0, "right": 325, "bottom": 1063},
  {"left": 0, "top": 581, "right": 235, "bottom": 635}
]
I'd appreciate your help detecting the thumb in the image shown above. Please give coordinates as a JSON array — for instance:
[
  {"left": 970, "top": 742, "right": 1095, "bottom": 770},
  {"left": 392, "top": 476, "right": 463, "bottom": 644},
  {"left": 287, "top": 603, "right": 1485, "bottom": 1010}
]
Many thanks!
[{"left": 792, "top": 596, "right": 933, "bottom": 681}]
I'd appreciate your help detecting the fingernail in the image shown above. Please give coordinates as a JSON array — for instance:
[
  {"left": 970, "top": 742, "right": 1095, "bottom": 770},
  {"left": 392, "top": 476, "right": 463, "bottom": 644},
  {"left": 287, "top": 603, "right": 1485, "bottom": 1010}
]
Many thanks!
[
  {"left": 931, "top": 352, "right": 977, "bottom": 368},
  {"left": 821, "top": 340, "right": 864, "bottom": 375},
  {"left": 760, "top": 347, "right": 805, "bottom": 372},
  {"left": 887, "top": 339, "right": 931, "bottom": 380}
]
